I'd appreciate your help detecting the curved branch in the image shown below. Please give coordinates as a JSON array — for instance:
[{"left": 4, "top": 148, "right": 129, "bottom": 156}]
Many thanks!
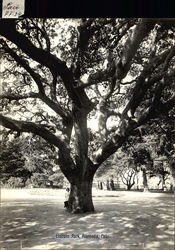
[
  {"left": 79, "top": 69, "right": 109, "bottom": 89},
  {"left": 108, "top": 19, "right": 156, "bottom": 95},
  {"left": 1, "top": 41, "right": 71, "bottom": 121},
  {"left": 93, "top": 79, "right": 175, "bottom": 168},
  {"left": 50, "top": 72, "right": 57, "bottom": 101},
  {"left": 0, "top": 114, "right": 76, "bottom": 179},
  {"left": 0, "top": 92, "right": 39, "bottom": 101},
  {"left": 2, "top": 41, "right": 45, "bottom": 94},
  {"left": 118, "top": 19, "right": 156, "bottom": 79},
  {"left": 84, "top": 19, "right": 156, "bottom": 100},
  {"left": 162, "top": 46, "right": 175, "bottom": 71},
  {"left": 31, "top": 19, "right": 51, "bottom": 52},
  {"left": 39, "top": 95, "right": 72, "bottom": 123},
  {"left": 0, "top": 20, "right": 93, "bottom": 111},
  {"left": 0, "top": 114, "right": 65, "bottom": 149},
  {"left": 120, "top": 172, "right": 128, "bottom": 185},
  {"left": 121, "top": 47, "right": 174, "bottom": 120}
]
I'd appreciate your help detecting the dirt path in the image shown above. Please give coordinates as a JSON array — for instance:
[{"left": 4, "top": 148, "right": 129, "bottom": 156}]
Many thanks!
[{"left": 0, "top": 189, "right": 174, "bottom": 249}]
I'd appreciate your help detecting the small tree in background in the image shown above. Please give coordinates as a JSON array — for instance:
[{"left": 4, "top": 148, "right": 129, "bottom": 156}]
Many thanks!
[{"left": 119, "top": 168, "right": 136, "bottom": 190}]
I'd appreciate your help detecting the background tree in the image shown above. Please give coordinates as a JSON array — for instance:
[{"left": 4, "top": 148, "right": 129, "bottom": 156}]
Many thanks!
[
  {"left": 97, "top": 150, "right": 138, "bottom": 190},
  {"left": 118, "top": 164, "right": 137, "bottom": 191},
  {"left": 149, "top": 162, "right": 169, "bottom": 190},
  {"left": 0, "top": 132, "right": 31, "bottom": 186},
  {"left": 132, "top": 148, "right": 153, "bottom": 191},
  {"left": 0, "top": 19, "right": 175, "bottom": 213},
  {"left": 21, "top": 134, "right": 64, "bottom": 187},
  {"left": 154, "top": 122, "right": 175, "bottom": 191},
  {"left": 141, "top": 118, "right": 175, "bottom": 190},
  {"left": 0, "top": 132, "right": 64, "bottom": 188}
]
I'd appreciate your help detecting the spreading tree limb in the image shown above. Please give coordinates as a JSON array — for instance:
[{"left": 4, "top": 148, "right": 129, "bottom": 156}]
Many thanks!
[
  {"left": 0, "top": 114, "right": 76, "bottom": 178},
  {"left": 0, "top": 20, "right": 93, "bottom": 111}
]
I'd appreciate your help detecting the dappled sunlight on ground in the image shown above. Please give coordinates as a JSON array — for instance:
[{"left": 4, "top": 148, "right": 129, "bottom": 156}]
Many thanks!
[{"left": 1, "top": 189, "right": 174, "bottom": 249}]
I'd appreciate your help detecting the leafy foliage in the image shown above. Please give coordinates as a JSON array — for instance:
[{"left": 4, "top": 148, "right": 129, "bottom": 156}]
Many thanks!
[
  {"left": 132, "top": 148, "right": 152, "bottom": 167},
  {"left": 0, "top": 136, "right": 31, "bottom": 184},
  {"left": 6, "top": 177, "right": 25, "bottom": 188}
]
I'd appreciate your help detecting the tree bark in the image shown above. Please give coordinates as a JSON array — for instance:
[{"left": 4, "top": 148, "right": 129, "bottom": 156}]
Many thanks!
[
  {"left": 97, "top": 99, "right": 108, "bottom": 142},
  {"left": 68, "top": 173, "right": 95, "bottom": 213},
  {"left": 64, "top": 102, "right": 96, "bottom": 213}
]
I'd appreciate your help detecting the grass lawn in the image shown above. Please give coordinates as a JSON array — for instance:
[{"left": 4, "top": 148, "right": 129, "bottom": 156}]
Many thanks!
[{"left": 1, "top": 188, "right": 174, "bottom": 249}]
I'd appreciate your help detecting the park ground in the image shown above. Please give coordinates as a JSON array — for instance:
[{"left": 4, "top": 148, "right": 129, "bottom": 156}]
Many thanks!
[{"left": 0, "top": 188, "right": 174, "bottom": 250}]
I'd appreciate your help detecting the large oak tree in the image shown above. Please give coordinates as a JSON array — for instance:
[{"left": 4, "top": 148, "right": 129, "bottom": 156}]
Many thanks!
[{"left": 0, "top": 18, "right": 175, "bottom": 213}]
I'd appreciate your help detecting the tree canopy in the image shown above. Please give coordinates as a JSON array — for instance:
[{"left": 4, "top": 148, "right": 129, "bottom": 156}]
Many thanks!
[{"left": 0, "top": 18, "right": 175, "bottom": 212}]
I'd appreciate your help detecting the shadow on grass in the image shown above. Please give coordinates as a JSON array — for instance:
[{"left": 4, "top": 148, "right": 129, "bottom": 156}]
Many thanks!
[{"left": 0, "top": 193, "right": 174, "bottom": 249}]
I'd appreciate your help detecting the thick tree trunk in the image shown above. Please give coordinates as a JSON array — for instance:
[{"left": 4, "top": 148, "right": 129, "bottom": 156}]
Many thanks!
[
  {"left": 65, "top": 103, "right": 96, "bottom": 213},
  {"left": 68, "top": 175, "right": 94, "bottom": 213},
  {"left": 142, "top": 168, "right": 149, "bottom": 192}
]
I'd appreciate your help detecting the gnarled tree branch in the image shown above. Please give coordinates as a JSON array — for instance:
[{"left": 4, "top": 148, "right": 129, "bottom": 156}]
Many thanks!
[
  {"left": 0, "top": 114, "right": 76, "bottom": 178},
  {"left": 0, "top": 92, "right": 39, "bottom": 101},
  {"left": 1, "top": 40, "right": 71, "bottom": 122},
  {"left": 0, "top": 114, "right": 65, "bottom": 149},
  {"left": 0, "top": 20, "right": 93, "bottom": 111}
]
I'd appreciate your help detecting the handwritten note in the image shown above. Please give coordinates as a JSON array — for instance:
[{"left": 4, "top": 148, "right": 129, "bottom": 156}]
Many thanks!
[{"left": 2, "top": 0, "right": 25, "bottom": 18}]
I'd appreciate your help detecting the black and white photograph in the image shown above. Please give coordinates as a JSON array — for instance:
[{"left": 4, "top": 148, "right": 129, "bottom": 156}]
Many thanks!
[{"left": 0, "top": 17, "right": 175, "bottom": 249}]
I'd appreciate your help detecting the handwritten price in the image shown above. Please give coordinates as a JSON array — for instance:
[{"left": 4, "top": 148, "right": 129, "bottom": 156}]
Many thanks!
[
  {"left": 4, "top": 10, "right": 23, "bottom": 17},
  {"left": 3, "top": 1, "right": 24, "bottom": 18}
]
